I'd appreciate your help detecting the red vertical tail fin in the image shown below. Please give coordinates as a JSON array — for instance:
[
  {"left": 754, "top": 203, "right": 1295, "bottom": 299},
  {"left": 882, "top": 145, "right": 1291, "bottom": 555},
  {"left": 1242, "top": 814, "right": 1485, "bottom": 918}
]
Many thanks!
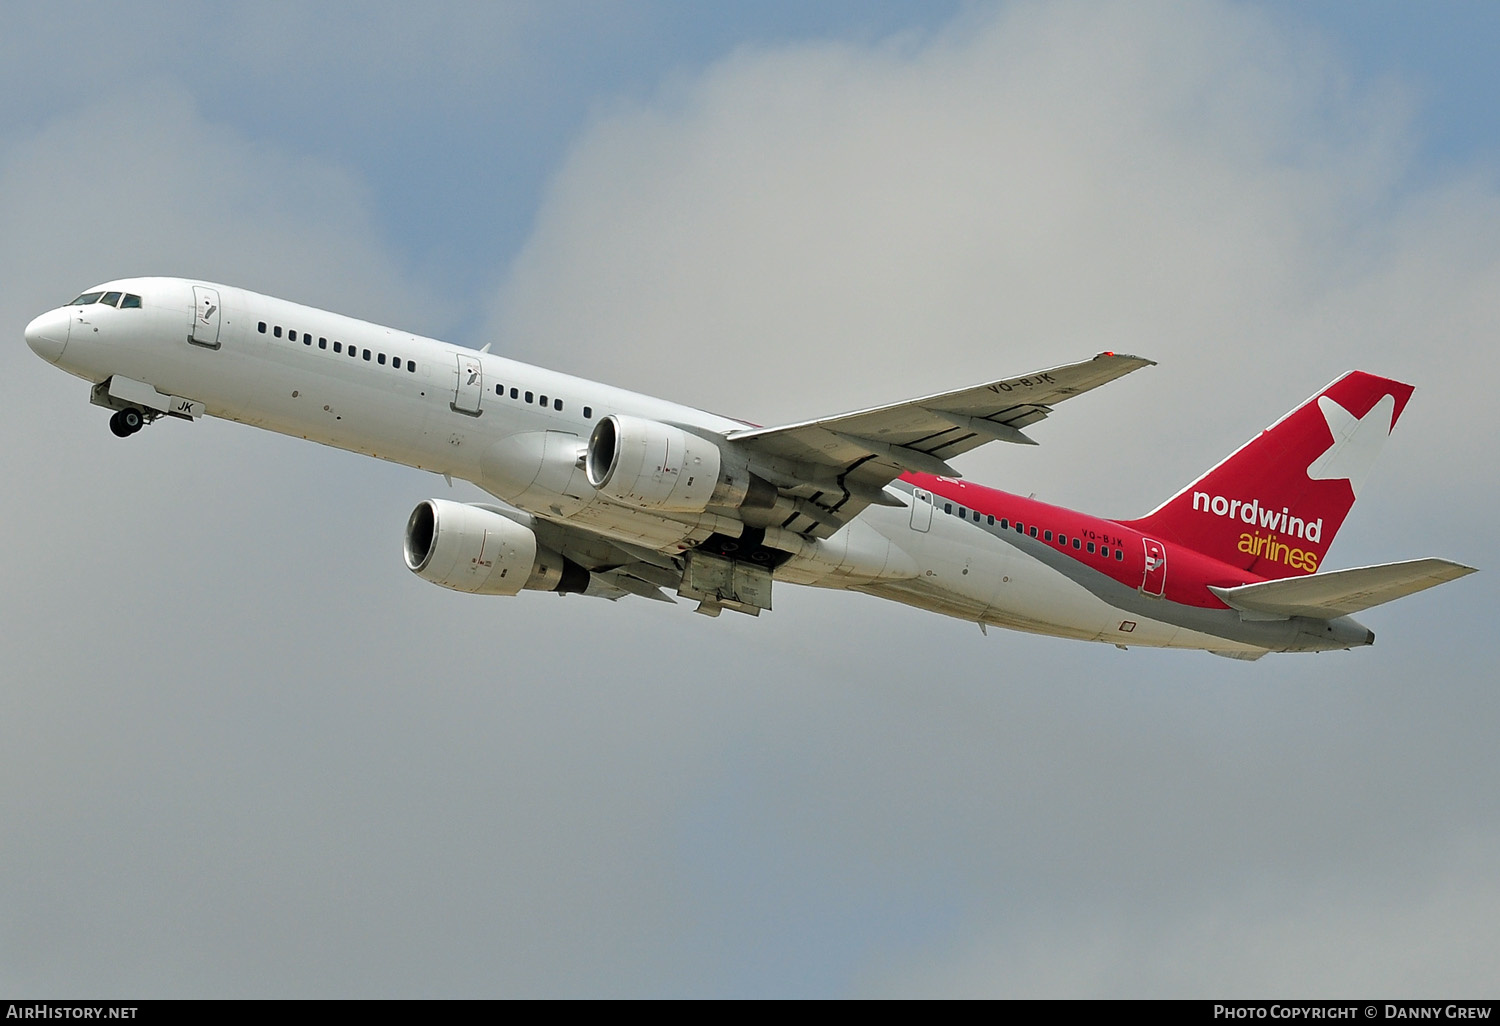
[{"left": 1120, "top": 372, "right": 1415, "bottom": 579}]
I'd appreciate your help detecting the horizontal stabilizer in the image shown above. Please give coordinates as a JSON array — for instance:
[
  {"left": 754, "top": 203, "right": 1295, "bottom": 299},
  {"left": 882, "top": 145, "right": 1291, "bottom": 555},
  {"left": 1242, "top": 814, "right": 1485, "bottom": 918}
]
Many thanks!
[{"left": 1209, "top": 558, "right": 1476, "bottom": 620}]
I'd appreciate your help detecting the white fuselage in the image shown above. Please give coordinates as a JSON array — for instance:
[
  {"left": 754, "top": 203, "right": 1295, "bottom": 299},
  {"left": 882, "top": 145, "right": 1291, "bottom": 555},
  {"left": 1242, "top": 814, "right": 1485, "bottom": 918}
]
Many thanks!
[{"left": 27, "top": 276, "right": 1275, "bottom": 653}]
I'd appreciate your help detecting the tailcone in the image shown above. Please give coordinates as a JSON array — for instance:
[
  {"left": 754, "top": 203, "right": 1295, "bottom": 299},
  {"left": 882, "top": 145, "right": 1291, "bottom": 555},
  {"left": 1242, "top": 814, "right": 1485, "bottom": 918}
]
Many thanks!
[{"left": 1315, "top": 615, "right": 1375, "bottom": 651}]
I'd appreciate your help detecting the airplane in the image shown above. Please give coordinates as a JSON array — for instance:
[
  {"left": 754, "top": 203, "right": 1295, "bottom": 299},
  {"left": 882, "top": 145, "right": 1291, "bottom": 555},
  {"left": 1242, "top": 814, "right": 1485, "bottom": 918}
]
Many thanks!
[{"left": 24, "top": 276, "right": 1475, "bottom": 659}]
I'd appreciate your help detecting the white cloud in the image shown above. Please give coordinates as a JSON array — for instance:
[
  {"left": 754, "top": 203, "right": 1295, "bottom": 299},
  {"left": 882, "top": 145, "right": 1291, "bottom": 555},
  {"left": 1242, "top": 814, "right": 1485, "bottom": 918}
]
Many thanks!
[
  {"left": 488, "top": 0, "right": 1498, "bottom": 519},
  {"left": 0, "top": 82, "right": 447, "bottom": 326},
  {"left": 0, "top": 2, "right": 569, "bottom": 131},
  {"left": 475, "top": 0, "right": 1497, "bottom": 994},
  {"left": 4, "top": 0, "right": 1496, "bottom": 998}
]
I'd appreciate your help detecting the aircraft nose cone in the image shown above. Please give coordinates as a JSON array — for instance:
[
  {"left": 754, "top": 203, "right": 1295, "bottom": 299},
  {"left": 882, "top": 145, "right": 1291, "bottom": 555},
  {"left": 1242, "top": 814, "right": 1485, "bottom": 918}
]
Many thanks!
[{"left": 25, "top": 308, "right": 69, "bottom": 363}]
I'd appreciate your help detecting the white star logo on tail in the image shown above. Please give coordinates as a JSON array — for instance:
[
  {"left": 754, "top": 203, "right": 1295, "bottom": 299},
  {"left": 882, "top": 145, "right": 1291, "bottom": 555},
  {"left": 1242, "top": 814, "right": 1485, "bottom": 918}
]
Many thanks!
[{"left": 1305, "top": 393, "right": 1396, "bottom": 498}]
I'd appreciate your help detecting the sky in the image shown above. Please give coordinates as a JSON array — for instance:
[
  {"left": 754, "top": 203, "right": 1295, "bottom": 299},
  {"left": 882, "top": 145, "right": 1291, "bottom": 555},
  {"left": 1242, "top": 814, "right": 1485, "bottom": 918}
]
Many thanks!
[{"left": 2, "top": 0, "right": 1497, "bottom": 998}]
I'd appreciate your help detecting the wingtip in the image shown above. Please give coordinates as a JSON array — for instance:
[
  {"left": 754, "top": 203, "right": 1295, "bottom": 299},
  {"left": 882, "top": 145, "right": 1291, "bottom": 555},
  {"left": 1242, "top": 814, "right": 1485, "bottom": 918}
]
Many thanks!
[
  {"left": 1423, "top": 558, "right": 1480, "bottom": 581},
  {"left": 1096, "top": 351, "right": 1157, "bottom": 367}
]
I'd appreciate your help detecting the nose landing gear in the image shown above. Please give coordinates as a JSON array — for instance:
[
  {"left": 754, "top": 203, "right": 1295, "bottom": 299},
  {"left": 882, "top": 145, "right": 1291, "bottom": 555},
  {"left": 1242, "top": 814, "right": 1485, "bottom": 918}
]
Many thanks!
[
  {"left": 90, "top": 376, "right": 204, "bottom": 435},
  {"left": 109, "top": 407, "right": 145, "bottom": 437}
]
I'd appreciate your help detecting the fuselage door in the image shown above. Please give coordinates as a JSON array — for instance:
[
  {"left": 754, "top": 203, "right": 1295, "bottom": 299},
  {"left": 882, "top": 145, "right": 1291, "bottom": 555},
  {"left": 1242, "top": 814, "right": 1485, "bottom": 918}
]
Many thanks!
[
  {"left": 452, "top": 353, "right": 483, "bottom": 416},
  {"left": 190, "top": 286, "right": 221, "bottom": 348},
  {"left": 1141, "top": 538, "right": 1167, "bottom": 597},
  {"left": 909, "top": 488, "right": 934, "bottom": 532}
]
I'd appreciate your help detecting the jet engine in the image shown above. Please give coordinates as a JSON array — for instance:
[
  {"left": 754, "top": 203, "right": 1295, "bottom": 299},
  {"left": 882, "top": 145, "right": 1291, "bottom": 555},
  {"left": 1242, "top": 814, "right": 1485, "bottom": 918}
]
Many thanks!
[
  {"left": 585, "top": 414, "right": 776, "bottom": 514},
  {"left": 403, "top": 499, "right": 589, "bottom": 595}
]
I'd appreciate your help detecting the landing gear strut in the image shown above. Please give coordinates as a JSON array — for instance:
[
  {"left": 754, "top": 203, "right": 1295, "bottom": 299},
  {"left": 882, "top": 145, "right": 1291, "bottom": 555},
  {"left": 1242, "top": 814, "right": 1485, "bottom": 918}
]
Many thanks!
[{"left": 109, "top": 408, "right": 144, "bottom": 437}]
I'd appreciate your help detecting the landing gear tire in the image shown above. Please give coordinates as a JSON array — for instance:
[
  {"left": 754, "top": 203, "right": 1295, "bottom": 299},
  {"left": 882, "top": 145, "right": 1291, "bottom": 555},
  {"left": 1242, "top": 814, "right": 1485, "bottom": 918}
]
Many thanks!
[{"left": 110, "top": 408, "right": 144, "bottom": 437}]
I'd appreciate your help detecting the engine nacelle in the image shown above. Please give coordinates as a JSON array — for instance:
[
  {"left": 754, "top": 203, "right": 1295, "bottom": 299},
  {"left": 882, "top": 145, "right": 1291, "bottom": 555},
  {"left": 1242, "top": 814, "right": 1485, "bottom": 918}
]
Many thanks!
[
  {"left": 585, "top": 414, "right": 776, "bottom": 514},
  {"left": 403, "top": 499, "right": 588, "bottom": 595}
]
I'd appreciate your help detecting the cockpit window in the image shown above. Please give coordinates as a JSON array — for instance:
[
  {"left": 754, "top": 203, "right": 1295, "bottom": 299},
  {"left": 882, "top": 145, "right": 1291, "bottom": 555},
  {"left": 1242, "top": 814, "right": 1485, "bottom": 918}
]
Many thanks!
[{"left": 70, "top": 290, "right": 143, "bottom": 308}]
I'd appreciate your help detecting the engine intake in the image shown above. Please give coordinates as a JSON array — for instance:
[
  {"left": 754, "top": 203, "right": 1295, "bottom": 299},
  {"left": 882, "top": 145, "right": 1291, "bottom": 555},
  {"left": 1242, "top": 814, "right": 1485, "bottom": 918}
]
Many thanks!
[
  {"left": 585, "top": 414, "right": 775, "bottom": 514},
  {"left": 404, "top": 499, "right": 588, "bottom": 595}
]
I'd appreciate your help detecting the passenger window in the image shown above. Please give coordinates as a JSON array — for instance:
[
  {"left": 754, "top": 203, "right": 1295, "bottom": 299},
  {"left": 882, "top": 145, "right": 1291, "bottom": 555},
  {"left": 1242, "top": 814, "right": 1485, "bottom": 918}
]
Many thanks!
[
  {"left": 349, "top": 346, "right": 358, "bottom": 358},
  {"left": 525, "top": 391, "right": 533, "bottom": 403},
  {"left": 944, "top": 503, "right": 953, "bottom": 514},
  {"left": 554, "top": 399, "right": 563, "bottom": 411},
  {"left": 1044, "top": 530, "right": 1052, "bottom": 541},
  {"left": 495, "top": 384, "right": 503, "bottom": 395},
  {"left": 319, "top": 338, "right": 327, "bottom": 350},
  {"left": 120, "top": 294, "right": 142, "bottom": 309},
  {"left": 1029, "top": 526, "right": 1037, "bottom": 537},
  {"left": 408, "top": 362, "right": 416, "bottom": 372},
  {"left": 258, "top": 321, "right": 267, "bottom": 334},
  {"left": 987, "top": 515, "right": 994, "bottom": 526},
  {"left": 539, "top": 395, "right": 548, "bottom": 407},
  {"left": 392, "top": 358, "right": 402, "bottom": 370},
  {"left": 510, "top": 388, "right": 518, "bottom": 399},
  {"left": 274, "top": 326, "right": 282, "bottom": 338},
  {"left": 289, "top": 330, "right": 297, "bottom": 342},
  {"left": 378, "top": 353, "right": 386, "bottom": 365},
  {"left": 303, "top": 334, "right": 312, "bottom": 346},
  {"left": 1072, "top": 538, "right": 1081, "bottom": 549},
  {"left": 584, "top": 406, "right": 593, "bottom": 418},
  {"left": 363, "top": 349, "right": 371, "bottom": 361},
  {"left": 101, "top": 292, "right": 122, "bottom": 306},
  {"left": 333, "top": 341, "right": 342, "bottom": 353},
  {"left": 1015, "top": 522, "right": 1023, "bottom": 533},
  {"left": 959, "top": 506, "right": 967, "bottom": 517},
  {"left": 1115, "top": 550, "right": 1124, "bottom": 561},
  {"left": 1087, "top": 542, "right": 1095, "bottom": 553},
  {"left": 999, "top": 519, "right": 1008, "bottom": 530},
  {"left": 974, "top": 511, "right": 981, "bottom": 522}
]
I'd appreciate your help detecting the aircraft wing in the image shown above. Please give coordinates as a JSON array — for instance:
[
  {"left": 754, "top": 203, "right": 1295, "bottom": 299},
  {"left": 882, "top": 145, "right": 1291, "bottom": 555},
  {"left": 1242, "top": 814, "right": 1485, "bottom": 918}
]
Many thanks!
[
  {"left": 726, "top": 352, "right": 1154, "bottom": 536},
  {"left": 1209, "top": 558, "right": 1477, "bottom": 619}
]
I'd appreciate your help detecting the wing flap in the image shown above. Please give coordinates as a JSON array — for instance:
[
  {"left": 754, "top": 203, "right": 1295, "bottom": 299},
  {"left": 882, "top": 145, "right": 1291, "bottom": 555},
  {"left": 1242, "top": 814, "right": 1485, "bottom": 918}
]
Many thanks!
[
  {"left": 1209, "top": 558, "right": 1476, "bottom": 619},
  {"left": 593, "top": 567, "right": 678, "bottom": 603}
]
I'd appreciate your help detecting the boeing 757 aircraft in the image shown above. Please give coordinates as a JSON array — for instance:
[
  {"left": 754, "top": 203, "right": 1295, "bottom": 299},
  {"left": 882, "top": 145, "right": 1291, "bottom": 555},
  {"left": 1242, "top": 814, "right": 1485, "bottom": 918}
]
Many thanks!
[{"left": 25, "top": 277, "right": 1474, "bottom": 658}]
